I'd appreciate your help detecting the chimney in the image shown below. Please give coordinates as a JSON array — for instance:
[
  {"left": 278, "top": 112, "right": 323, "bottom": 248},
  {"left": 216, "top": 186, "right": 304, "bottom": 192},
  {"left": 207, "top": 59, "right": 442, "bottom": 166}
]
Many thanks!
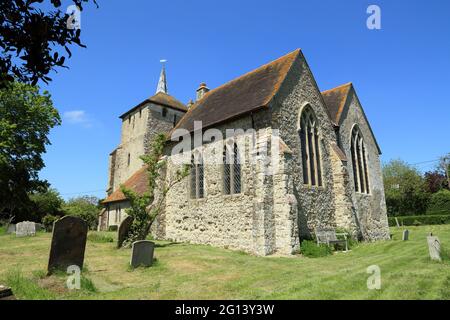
[{"left": 196, "top": 82, "right": 209, "bottom": 101}]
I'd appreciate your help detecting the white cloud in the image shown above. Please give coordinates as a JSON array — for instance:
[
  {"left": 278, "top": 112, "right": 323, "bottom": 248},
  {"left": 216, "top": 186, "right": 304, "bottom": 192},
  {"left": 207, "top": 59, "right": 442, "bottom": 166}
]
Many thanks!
[{"left": 63, "top": 110, "right": 93, "bottom": 127}]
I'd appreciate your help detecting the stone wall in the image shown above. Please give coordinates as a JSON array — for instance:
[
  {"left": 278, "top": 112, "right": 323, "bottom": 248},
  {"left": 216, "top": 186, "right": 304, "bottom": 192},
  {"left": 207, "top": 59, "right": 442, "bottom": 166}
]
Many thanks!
[
  {"left": 338, "top": 90, "right": 390, "bottom": 240},
  {"left": 105, "top": 201, "right": 130, "bottom": 228},
  {"left": 158, "top": 113, "right": 299, "bottom": 255},
  {"left": 109, "top": 103, "right": 185, "bottom": 193},
  {"left": 270, "top": 53, "right": 342, "bottom": 239}
]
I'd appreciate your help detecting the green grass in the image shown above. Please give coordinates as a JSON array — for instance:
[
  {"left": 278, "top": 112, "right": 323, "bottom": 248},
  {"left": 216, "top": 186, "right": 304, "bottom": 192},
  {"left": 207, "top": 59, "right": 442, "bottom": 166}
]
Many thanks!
[
  {"left": 0, "top": 227, "right": 449, "bottom": 300},
  {"left": 87, "top": 231, "right": 115, "bottom": 243}
]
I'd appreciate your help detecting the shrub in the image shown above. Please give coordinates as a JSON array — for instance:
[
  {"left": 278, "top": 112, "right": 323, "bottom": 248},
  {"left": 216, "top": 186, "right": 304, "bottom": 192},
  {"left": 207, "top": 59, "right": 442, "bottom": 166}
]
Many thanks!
[
  {"left": 388, "top": 214, "right": 450, "bottom": 227},
  {"left": 427, "top": 190, "right": 450, "bottom": 215},
  {"left": 42, "top": 214, "right": 60, "bottom": 232},
  {"left": 108, "top": 225, "right": 118, "bottom": 232},
  {"left": 63, "top": 196, "right": 100, "bottom": 230},
  {"left": 300, "top": 240, "right": 332, "bottom": 258}
]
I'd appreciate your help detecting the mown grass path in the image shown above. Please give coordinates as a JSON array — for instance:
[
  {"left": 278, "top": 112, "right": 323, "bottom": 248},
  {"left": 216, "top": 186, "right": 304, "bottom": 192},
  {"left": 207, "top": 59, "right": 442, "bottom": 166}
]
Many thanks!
[{"left": 0, "top": 225, "right": 449, "bottom": 299}]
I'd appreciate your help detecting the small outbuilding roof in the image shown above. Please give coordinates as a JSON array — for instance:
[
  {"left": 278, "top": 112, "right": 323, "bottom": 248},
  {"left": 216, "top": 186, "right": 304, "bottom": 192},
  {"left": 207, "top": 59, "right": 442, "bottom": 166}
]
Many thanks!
[{"left": 102, "top": 166, "right": 148, "bottom": 204}]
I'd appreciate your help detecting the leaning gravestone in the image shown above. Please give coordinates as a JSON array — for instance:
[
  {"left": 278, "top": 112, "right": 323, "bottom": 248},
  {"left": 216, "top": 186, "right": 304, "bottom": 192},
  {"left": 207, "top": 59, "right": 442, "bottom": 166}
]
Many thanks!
[
  {"left": 402, "top": 229, "right": 409, "bottom": 241},
  {"left": 47, "top": 216, "right": 88, "bottom": 275},
  {"left": 395, "top": 217, "right": 400, "bottom": 228},
  {"left": 6, "top": 224, "right": 16, "bottom": 234},
  {"left": 16, "top": 221, "right": 36, "bottom": 237},
  {"left": 117, "top": 216, "right": 134, "bottom": 248},
  {"left": 427, "top": 235, "right": 442, "bottom": 262},
  {"left": 130, "top": 240, "right": 155, "bottom": 268}
]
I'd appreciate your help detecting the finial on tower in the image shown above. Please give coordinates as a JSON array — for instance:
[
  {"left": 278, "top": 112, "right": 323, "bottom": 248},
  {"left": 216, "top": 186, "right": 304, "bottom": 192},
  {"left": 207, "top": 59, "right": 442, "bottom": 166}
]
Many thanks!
[{"left": 156, "top": 59, "right": 168, "bottom": 94}]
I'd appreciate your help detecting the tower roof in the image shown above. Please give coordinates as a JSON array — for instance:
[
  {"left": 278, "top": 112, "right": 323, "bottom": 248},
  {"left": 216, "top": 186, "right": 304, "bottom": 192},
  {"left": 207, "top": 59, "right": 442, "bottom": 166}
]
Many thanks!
[{"left": 156, "top": 64, "right": 168, "bottom": 94}]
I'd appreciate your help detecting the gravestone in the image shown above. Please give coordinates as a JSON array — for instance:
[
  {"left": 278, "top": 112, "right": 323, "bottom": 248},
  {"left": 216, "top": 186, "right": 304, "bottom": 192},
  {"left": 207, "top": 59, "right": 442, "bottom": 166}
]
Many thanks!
[
  {"left": 402, "top": 229, "right": 409, "bottom": 241},
  {"left": 16, "top": 221, "right": 36, "bottom": 237},
  {"left": 117, "top": 216, "right": 134, "bottom": 248},
  {"left": 427, "top": 236, "right": 442, "bottom": 262},
  {"left": 47, "top": 216, "right": 88, "bottom": 274},
  {"left": 394, "top": 218, "right": 400, "bottom": 228},
  {"left": 6, "top": 224, "right": 16, "bottom": 234},
  {"left": 0, "top": 285, "right": 15, "bottom": 300},
  {"left": 130, "top": 240, "right": 155, "bottom": 268}
]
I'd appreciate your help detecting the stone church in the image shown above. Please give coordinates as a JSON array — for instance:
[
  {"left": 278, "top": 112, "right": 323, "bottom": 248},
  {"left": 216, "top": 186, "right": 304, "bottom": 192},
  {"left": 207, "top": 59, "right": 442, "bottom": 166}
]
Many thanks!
[{"left": 100, "top": 49, "right": 390, "bottom": 256}]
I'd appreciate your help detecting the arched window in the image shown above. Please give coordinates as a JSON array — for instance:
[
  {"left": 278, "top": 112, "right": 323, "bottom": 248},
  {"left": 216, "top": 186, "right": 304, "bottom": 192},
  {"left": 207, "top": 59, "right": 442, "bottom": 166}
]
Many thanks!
[
  {"left": 190, "top": 152, "right": 205, "bottom": 199},
  {"left": 162, "top": 107, "right": 168, "bottom": 118},
  {"left": 127, "top": 153, "right": 131, "bottom": 166},
  {"left": 223, "top": 142, "right": 241, "bottom": 195},
  {"left": 299, "top": 106, "right": 322, "bottom": 186},
  {"left": 351, "top": 126, "right": 370, "bottom": 194}
]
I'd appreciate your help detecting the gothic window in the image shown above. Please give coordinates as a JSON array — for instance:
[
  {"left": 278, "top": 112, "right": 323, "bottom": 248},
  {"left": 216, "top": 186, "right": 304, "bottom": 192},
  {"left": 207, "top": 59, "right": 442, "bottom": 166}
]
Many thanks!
[
  {"left": 351, "top": 125, "right": 370, "bottom": 194},
  {"left": 162, "top": 107, "right": 168, "bottom": 118},
  {"left": 298, "top": 106, "right": 322, "bottom": 186},
  {"left": 190, "top": 152, "right": 205, "bottom": 199},
  {"left": 223, "top": 142, "right": 241, "bottom": 195},
  {"left": 127, "top": 153, "right": 130, "bottom": 166}
]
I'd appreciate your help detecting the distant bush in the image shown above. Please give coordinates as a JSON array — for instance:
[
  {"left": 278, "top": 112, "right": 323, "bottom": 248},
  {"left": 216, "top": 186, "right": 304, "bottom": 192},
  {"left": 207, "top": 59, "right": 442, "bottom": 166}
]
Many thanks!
[
  {"left": 108, "top": 225, "right": 118, "bottom": 232},
  {"left": 300, "top": 240, "right": 332, "bottom": 258},
  {"left": 388, "top": 214, "right": 450, "bottom": 227},
  {"left": 427, "top": 190, "right": 450, "bottom": 215},
  {"left": 87, "top": 232, "right": 114, "bottom": 243},
  {"left": 42, "top": 214, "right": 60, "bottom": 232}
]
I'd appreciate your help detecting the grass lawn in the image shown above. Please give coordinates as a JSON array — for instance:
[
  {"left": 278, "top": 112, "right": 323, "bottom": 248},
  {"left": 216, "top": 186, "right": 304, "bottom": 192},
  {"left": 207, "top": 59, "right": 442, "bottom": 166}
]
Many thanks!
[{"left": 0, "top": 225, "right": 449, "bottom": 300}]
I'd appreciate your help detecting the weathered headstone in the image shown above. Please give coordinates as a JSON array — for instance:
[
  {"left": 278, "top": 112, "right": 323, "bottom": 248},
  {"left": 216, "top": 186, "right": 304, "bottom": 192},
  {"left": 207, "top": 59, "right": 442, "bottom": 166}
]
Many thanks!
[
  {"left": 130, "top": 240, "right": 155, "bottom": 268},
  {"left": 118, "top": 216, "right": 134, "bottom": 248},
  {"left": 394, "top": 217, "right": 400, "bottom": 228},
  {"left": 6, "top": 224, "right": 16, "bottom": 234},
  {"left": 0, "top": 285, "right": 15, "bottom": 300},
  {"left": 427, "top": 236, "right": 442, "bottom": 262},
  {"left": 47, "top": 216, "right": 88, "bottom": 274},
  {"left": 16, "top": 221, "right": 36, "bottom": 237},
  {"left": 402, "top": 229, "right": 409, "bottom": 241}
]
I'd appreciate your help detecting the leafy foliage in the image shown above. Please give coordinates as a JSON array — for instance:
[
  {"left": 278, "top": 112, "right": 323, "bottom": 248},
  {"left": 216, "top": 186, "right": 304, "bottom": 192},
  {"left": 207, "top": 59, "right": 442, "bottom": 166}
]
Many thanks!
[
  {"left": 383, "top": 159, "right": 430, "bottom": 216},
  {"left": 424, "top": 170, "right": 448, "bottom": 193},
  {"left": 62, "top": 196, "right": 100, "bottom": 230},
  {"left": 27, "top": 188, "right": 64, "bottom": 222},
  {"left": 42, "top": 214, "right": 59, "bottom": 231},
  {"left": 121, "top": 133, "right": 189, "bottom": 246},
  {"left": 388, "top": 214, "right": 450, "bottom": 227},
  {"left": 0, "top": 0, "right": 98, "bottom": 88},
  {"left": 300, "top": 240, "right": 332, "bottom": 258},
  {"left": 0, "top": 82, "right": 61, "bottom": 217},
  {"left": 427, "top": 190, "right": 450, "bottom": 215}
]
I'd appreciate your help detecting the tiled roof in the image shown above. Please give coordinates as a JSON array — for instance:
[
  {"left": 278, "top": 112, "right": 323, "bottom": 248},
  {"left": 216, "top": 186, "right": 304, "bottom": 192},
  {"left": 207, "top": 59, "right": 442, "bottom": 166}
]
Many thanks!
[
  {"left": 102, "top": 166, "right": 148, "bottom": 204},
  {"left": 120, "top": 92, "right": 187, "bottom": 119},
  {"left": 172, "top": 49, "right": 301, "bottom": 132},
  {"left": 321, "top": 82, "right": 352, "bottom": 124}
]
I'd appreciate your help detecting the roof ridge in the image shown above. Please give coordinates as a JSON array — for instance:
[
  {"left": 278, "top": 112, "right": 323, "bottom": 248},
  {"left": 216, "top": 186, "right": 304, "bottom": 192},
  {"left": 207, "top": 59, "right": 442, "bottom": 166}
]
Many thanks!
[
  {"left": 321, "top": 82, "right": 353, "bottom": 93},
  {"left": 171, "top": 49, "right": 301, "bottom": 134}
]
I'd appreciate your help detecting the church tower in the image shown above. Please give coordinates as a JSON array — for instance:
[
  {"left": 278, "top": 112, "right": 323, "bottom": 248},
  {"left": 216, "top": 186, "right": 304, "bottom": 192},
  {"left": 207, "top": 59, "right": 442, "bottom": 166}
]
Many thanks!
[{"left": 105, "top": 64, "right": 188, "bottom": 196}]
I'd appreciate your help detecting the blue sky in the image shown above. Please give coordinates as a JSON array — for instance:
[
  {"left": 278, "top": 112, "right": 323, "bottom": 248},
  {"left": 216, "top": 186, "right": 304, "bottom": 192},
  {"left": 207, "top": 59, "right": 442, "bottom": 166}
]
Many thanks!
[{"left": 39, "top": 0, "right": 450, "bottom": 199}]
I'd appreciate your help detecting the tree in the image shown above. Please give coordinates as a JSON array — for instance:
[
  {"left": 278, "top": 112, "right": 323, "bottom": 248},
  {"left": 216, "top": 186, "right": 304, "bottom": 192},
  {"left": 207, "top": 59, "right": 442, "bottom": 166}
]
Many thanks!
[
  {"left": 424, "top": 170, "right": 447, "bottom": 193},
  {"left": 438, "top": 153, "right": 450, "bottom": 189},
  {"left": 0, "top": 81, "right": 61, "bottom": 218},
  {"left": 121, "top": 133, "right": 189, "bottom": 246},
  {"left": 383, "top": 159, "right": 430, "bottom": 216},
  {"left": 0, "top": 0, "right": 97, "bottom": 88},
  {"left": 27, "top": 188, "right": 63, "bottom": 222},
  {"left": 63, "top": 195, "right": 100, "bottom": 230}
]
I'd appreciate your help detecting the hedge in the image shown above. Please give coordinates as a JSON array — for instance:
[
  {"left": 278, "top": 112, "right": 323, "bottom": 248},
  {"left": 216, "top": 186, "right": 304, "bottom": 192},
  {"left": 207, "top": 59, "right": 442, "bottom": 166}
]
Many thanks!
[{"left": 388, "top": 214, "right": 450, "bottom": 227}]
